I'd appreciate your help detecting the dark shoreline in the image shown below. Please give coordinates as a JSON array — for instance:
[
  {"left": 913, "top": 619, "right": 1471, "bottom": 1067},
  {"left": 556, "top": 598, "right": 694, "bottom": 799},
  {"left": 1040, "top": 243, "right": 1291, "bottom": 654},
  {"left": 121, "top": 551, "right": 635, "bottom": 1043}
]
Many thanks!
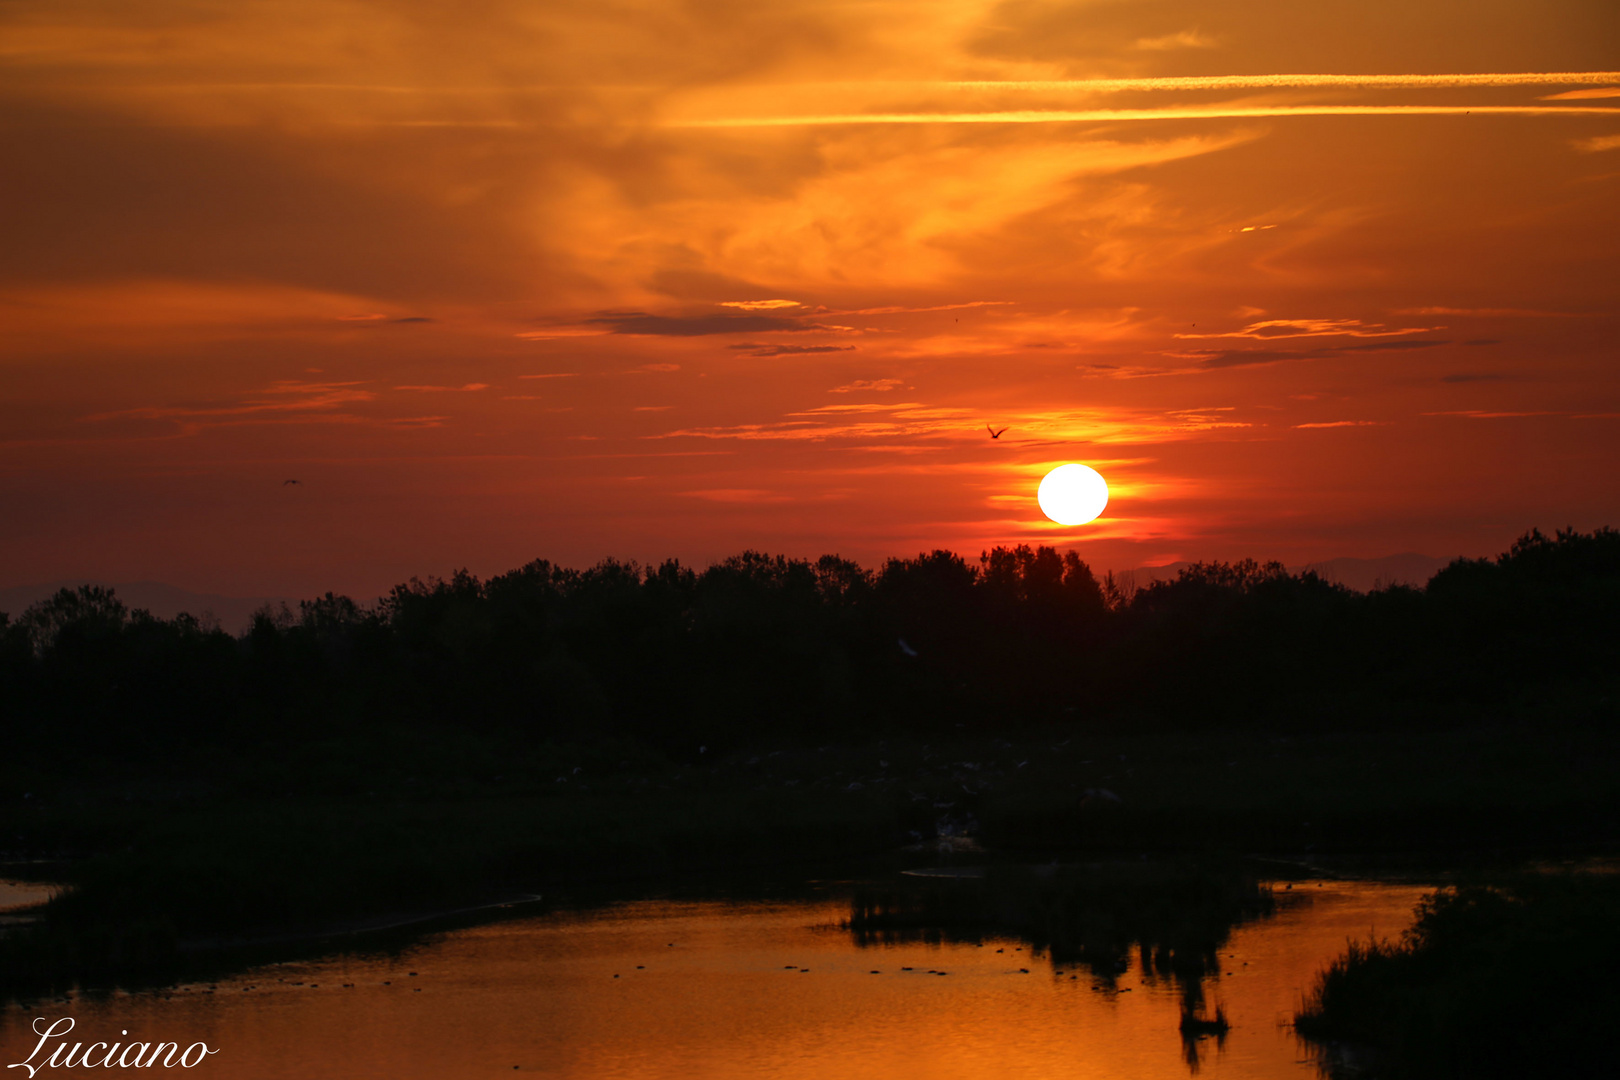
[{"left": 4, "top": 720, "right": 1616, "bottom": 1000}]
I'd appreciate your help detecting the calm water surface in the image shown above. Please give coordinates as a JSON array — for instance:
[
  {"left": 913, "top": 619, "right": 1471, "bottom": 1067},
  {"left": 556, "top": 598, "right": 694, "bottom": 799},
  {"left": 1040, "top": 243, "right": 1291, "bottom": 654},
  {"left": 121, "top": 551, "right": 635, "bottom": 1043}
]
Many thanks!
[{"left": 2, "top": 879, "right": 1427, "bottom": 1079}]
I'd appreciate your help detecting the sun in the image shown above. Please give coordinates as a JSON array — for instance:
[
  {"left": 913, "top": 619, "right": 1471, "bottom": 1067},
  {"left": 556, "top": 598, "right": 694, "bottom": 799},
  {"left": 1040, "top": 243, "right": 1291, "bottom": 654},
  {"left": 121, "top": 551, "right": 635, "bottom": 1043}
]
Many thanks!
[{"left": 1037, "top": 464, "right": 1109, "bottom": 526}]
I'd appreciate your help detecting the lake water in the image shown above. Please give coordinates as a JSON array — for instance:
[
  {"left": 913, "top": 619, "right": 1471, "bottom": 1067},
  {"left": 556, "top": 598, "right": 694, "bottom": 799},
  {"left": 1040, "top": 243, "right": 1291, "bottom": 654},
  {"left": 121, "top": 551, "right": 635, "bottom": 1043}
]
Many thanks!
[
  {"left": 1, "top": 878, "right": 1428, "bottom": 1079},
  {"left": 0, "top": 881, "right": 57, "bottom": 914}
]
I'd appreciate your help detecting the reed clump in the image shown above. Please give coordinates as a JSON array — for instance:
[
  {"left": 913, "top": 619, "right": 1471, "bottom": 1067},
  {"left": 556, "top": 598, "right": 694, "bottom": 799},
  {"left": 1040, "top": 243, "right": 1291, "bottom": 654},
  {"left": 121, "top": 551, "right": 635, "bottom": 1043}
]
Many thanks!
[{"left": 1296, "top": 873, "right": 1620, "bottom": 1077}]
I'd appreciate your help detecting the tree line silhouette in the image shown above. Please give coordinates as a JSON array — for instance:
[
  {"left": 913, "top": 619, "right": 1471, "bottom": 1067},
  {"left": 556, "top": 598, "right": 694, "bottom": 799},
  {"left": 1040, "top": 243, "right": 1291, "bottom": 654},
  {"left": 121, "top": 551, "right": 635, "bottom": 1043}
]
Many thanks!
[{"left": 2, "top": 527, "right": 1615, "bottom": 758}]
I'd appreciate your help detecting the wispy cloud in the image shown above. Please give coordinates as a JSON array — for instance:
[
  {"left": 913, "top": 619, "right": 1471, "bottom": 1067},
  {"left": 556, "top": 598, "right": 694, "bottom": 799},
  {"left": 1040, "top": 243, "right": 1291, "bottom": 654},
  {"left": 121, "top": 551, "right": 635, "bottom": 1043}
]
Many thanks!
[
  {"left": 1394, "top": 306, "right": 1575, "bottom": 317},
  {"left": 679, "top": 489, "right": 792, "bottom": 503},
  {"left": 718, "top": 299, "right": 801, "bottom": 310},
  {"left": 1177, "top": 318, "right": 1442, "bottom": 340},
  {"left": 515, "top": 327, "right": 612, "bottom": 340},
  {"left": 77, "top": 380, "right": 422, "bottom": 433},
  {"left": 1134, "top": 30, "right": 1218, "bottom": 51},
  {"left": 942, "top": 72, "right": 1620, "bottom": 92},
  {"left": 1172, "top": 350, "right": 1316, "bottom": 369},
  {"left": 1542, "top": 87, "right": 1620, "bottom": 100},
  {"left": 583, "top": 311, "right": 841, "bottom": 336},
  {"left": 655, "top": 401, "right": 1251, "bottom": 446},
  {"left": 1167, "top": 337, "right": 1450, "bottom": 371},
  {"left": 393, "top": 382, "right": 488, "bottom": 392},
  {"left": 730, "top": 343, "right": 857, "bottom": 357},
  {"left": 829, "top": 379, "right": 903, "bottom": 393},
  {"left": 1574, "top": 134, "right": 1620, "bottom": 153},
  {"left": 1294, "top": 420, "right": 1390, "bottom": 429},
  {"left": 87, "top": 380, "right": 375, "bottom": 422},
  {"left": 835, "top": 301, "right": 1014, "bottom": 316},
  {"left": 1424, "top": 410, "right": 1556, "bottom": 419},
  {"left": 340, "top": 313, "right": 433, "bottom": 323},
  {"left": 670, "top": 104, "right": 1620, "bottom": 129}
]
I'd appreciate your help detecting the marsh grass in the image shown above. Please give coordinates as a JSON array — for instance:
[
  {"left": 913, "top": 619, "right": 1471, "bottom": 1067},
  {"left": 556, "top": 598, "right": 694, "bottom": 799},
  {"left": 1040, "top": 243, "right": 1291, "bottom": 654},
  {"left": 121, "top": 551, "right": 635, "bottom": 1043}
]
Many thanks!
[{"left": 1296, "top": 873, "right": 1620, "bottom": 1077}]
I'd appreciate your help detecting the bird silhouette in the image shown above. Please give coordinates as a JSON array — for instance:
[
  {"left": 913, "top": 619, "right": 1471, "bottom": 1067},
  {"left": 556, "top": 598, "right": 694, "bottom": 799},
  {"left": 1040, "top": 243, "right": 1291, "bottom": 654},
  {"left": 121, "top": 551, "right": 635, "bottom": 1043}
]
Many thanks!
[
  {"left": 283, "top": 479, "right": 301, "bottom": 485},
  {"left": 986, "top": 424, "right": 1007, "bottom": 439}
]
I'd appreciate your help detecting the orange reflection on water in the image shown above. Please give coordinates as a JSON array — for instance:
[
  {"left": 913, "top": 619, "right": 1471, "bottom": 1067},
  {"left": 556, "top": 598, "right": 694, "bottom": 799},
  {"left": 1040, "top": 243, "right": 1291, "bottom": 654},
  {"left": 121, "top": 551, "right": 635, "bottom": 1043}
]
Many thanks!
[{"left": 0, "top": 881, "right": 1429, "bottom": 1079}]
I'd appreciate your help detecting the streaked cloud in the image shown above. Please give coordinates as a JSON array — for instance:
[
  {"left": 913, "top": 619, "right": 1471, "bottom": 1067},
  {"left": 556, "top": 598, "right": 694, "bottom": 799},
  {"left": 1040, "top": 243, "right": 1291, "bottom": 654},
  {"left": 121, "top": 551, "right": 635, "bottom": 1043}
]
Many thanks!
[
  {"left": 585, "top": 311, "right": 830, "bottom": 336},
  {"left": 680, "top": 489, "right": 793, "bottom": 503},
  {"left": 1542, "top": 87, "right": 1620, "bottom": 100},
  {"left": 1167, "top": 338, "right": 1450, "bottom": 371},
  {"left": 1177, "top": 318, "right": 1442, "bottom": 340},
  {"left": 0, "top": 280, "right": 414, "bottom": 350},
  {"left": 1134, "top": 30, "right": 1218, "bottom": 51},
  {"left": 79, "top": 380, "right": 394, "bottom": 434},
  {"left": 86, "top": 380, "right": 376, "bottom": 420},
  {"left": 1424, "top": 410, "right": 1557, "bottom": 419},
  {"left": 393, "top": 383, "right": 488, "bottom": 392},
  {"left": 1574, "top": 134, "right": 1620, "bottom": 153},
  {"left": 670, "top": 104, "right": 1620, "bottom": 129},
  {"left": 1395, "top": 306, "right": 1574, "bottom": 317},
  {"left": 731, "top": 343, "right": 857, "bottom": 357},
  {"left": 656, "top": 400, "right": 1252, "bottom": 446},
  {"left": 943, "top": 72, "right": 1620, "bottom": 92},
  {"left": 837, "top": 301, "right": 1014, "bottom": 316},
  {"left": 829, "top": 378, "right": 903, "bottom": 393}
]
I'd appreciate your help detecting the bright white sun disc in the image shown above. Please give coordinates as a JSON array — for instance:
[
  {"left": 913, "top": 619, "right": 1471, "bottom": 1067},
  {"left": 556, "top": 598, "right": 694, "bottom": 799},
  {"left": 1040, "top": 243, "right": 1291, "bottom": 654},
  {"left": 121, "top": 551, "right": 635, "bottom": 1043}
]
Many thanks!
[{"left": 1037, "top": 463, "right": 1109, "bottom": 526}]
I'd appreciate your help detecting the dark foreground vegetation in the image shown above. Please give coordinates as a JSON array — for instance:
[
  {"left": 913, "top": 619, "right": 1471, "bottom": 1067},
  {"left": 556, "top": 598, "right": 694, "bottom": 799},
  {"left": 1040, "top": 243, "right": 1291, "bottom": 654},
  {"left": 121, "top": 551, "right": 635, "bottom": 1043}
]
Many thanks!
[
  {"left": 1297, "top": 872, "right": 1620, "bottom": 1078},
  {"left": 1, "top": 527, "right": 1617, "bottom": 1033}
]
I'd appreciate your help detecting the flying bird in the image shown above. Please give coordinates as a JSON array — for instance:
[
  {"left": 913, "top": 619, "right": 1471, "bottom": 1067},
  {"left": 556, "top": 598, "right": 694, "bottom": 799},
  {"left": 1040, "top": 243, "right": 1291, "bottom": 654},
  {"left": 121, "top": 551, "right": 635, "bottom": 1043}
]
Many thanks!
[
  {"left": 986, "top": 424, "right": 1007, "bottom": 439},
  {"left": 283, "top": 479, "right": 301, "bottom": 485}
]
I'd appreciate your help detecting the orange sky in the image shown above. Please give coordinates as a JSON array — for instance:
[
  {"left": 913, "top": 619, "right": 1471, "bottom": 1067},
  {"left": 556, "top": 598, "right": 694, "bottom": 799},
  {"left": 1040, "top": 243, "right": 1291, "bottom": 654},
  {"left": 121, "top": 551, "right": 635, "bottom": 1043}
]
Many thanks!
[{"left": 2, "top": 0, "right": 1617, "bottom": 599}]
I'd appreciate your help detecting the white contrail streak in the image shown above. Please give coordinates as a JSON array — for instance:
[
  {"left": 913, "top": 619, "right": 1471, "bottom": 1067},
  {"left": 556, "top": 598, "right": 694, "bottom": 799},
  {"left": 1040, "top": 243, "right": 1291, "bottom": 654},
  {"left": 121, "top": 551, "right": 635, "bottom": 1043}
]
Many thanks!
[{"left": 671, "top": 104, "right": 1620, "bottom": 128}]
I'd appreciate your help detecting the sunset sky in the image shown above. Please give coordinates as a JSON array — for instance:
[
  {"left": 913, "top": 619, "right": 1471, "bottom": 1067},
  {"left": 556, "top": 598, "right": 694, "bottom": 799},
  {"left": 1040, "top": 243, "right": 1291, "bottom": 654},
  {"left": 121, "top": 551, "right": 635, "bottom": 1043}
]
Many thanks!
[{"left": 2, "top": 0, "right": 1617, "bottom": 599}]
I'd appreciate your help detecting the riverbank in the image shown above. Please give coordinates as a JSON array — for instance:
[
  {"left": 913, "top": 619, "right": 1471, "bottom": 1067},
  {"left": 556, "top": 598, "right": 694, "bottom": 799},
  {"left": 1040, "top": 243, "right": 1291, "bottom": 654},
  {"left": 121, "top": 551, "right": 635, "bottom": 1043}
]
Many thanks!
[{"left": 3, "top": 717, "right": 1616, "bottom": 999}]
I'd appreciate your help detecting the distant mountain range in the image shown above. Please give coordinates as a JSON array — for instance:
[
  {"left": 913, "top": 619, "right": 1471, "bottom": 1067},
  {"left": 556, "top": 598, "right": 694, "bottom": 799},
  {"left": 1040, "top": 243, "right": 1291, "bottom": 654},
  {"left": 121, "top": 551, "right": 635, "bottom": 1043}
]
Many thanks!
[
  {"left": 0, "top": 553, "right": 1464, "bottom": 635},
  {"left": 0, "top": 580, "right": 289, "bottom": 635},
  {"left": 1119, "top": 552, "right": 1458, "bottom": 594}
]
